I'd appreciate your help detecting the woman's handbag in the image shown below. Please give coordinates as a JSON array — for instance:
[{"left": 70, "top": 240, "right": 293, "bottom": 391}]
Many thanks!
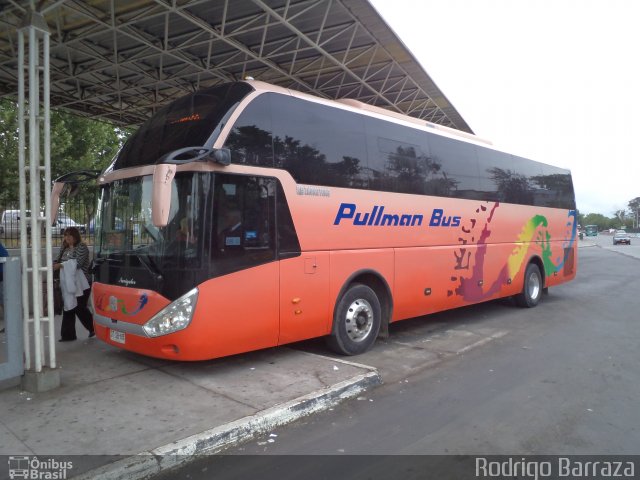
[
  {"left": 43, "top": 269, "right": 64, "bottom": 316},
  {"left": 52, "top": 277, "right": 63, "bottom": 315}
]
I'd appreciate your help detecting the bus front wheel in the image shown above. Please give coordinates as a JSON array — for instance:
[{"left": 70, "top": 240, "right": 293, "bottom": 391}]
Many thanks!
[
  {"left": 515, "top": 263, "right": 543, "bottom": 308},
  {"left": 327, "top": 283, "right": 381, "bottom": 356}
]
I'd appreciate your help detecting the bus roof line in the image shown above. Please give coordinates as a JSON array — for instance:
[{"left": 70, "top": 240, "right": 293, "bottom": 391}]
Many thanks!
[
  {"left": 244, "top": 79, "right": 492, "bottom": 147},
  {"left": 335, "top": 98, "right": 493, "bottom": 146}
]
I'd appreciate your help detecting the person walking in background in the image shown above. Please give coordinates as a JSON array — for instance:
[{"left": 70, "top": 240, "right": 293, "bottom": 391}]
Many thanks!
[{"left": 53, "top": 227, "right": 94, "bottom": 341}]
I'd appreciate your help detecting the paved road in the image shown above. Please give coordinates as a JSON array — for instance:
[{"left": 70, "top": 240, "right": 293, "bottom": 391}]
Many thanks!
[
  {"left": 586, "top": 231, "right": 640, "bottom": 259},
  {"left": 158, "top": 243, "right": 640, "bottom": 478}
]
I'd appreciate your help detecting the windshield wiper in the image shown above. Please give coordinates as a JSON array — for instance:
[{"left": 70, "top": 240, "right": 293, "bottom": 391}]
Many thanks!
[
  {"left": 94, "top": 255, "right": 123, "bottom": 264},
  {"left": 156, "top": 146, "right": 230, "bottom": 165},
  {"left": 131, "top": 248, "right": 163, "bottom": 281},
  {"left": 157, "top": 147, "right": 212, "bottom": 164}
]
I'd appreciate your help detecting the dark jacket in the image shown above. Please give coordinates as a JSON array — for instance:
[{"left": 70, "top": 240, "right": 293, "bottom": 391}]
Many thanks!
[{"left": 0, "top": 241, "right": 8, "bottom": 282}]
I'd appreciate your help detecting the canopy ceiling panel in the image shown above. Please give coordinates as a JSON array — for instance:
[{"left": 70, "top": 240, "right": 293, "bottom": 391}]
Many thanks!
[{"left": 0, "top": 0, "right": 472, "bottom": 132}]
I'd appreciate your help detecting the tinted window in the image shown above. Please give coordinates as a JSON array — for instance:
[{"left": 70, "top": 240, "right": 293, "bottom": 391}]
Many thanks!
[
  {"left": 426, "top": 133, "right": 482, "bottom": 199},
  {"left": 223, "top": 93, "right": 574, "bottom": 209},
  {"left": 276, "top": 182, "right": 301, "bottom": 258},
  {"left": 212, "top": 174, "right": 277, "bottom": 277},
  {"left": 477, "top": 147, "right": 517, "bottom": 203},
  {"left": 477, "top": 148, "right": 539, "bottom": 206},
  {"left": 115, "top": 83, "right": 253, "bottom": 169},
  {"left": 225, "top": 94, "right": 274, "bottom": 167},
  {"left": 270, "top": 94, "right": 368, "bottom": 189},
  {"left": 475, "top": 148, "right": 575, "bottom": 208},
  {"left": 365, "top": 117, "right": 433, "bottom": 194},
  {"left": 534, "top": 163, "right": 576, "bottom": 209}
]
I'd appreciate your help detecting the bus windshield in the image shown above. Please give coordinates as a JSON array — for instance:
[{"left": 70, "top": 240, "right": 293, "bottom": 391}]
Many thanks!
[
  {"left": 94, "top": 169, "right": 288, "bottom": 300},
  {"left": 95, "top": 172, "right": 213, "bottom": 298},
  {"left": 96, "top": 173, "right": 206, "bottom": 261}
]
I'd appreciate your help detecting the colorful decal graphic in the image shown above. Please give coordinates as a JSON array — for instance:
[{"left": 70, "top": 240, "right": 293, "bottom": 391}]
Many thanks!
[
  {"left": 95, "top": 292, "right": 149, "bottom": 316},
  {"left": 448, "top": 202, "right": 577, "bottom": 303}
]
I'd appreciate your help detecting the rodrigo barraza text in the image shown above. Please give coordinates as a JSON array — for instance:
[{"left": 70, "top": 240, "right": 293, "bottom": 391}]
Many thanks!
[{"left": 475, "top": 457, "right": 635, "bottom": 480}]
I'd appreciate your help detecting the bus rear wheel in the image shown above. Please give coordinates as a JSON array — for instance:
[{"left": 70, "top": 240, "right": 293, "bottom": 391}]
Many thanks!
[
  {"left": 515, "top": 263, "right": 543, "bottom": 308},
  {"left": 327, "top": 283, "right": 381, "bottom": 356}
]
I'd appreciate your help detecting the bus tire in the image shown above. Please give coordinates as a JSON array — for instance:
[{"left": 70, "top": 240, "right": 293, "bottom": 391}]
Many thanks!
[
  {"left": 327, "top": 283, "right": 381, "bottom": 356},
  {"left": 515, "top": 263, "right": 543, "bottom": 308}
]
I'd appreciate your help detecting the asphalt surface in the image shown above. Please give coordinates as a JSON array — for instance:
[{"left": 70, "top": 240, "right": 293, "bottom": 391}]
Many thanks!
[
  {"left": 2, "top": 235, "right": 638, "bottom": 480},
  {"left": 158, "top": 236, "right": 640, "bottom": 478}
]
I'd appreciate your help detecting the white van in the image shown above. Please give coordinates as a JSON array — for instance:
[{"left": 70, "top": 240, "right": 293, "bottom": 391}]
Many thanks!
[
  {"left": 1, "top": 210, "right": 85, "bottom": 236},
  {"left": 0, "top": 210, "right": 32, "bottom": 236}
]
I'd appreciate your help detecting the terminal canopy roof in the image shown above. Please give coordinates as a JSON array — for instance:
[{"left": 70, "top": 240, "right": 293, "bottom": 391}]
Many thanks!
[{"left": 0, "top": 0, "right": 472, "bottom": 133}]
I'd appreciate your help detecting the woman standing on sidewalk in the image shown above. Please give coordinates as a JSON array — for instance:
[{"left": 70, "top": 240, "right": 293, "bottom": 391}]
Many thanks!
[{"left": 53, "top": 227, "right": 95, "bottom": 341}]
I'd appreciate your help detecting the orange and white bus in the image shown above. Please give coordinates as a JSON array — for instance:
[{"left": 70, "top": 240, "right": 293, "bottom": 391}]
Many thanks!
[{"left": 71, "top": 80, "right": 577, "bottom": 360}]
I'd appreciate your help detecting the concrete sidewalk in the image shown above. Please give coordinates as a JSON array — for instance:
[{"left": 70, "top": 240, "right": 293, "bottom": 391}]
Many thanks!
[{"left": 0, "top": 325, "right": 379, "bottom": 480}]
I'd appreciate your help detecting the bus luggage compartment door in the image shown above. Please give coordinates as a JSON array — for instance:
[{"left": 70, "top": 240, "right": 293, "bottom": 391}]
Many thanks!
[{"left": 278, "top": 253, "right": 330, "bottom": 345}]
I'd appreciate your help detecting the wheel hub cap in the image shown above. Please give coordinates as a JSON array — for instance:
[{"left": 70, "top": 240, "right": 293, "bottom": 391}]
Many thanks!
[
  {"left": 345, "top": 299, "right": 373, "bottom": 342},
  {"left": 528, "top": 272, "right": 541, "bottom": 299}
]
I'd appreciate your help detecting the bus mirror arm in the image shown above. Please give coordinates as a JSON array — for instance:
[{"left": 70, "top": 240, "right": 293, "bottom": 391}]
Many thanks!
[
  {"left": 152, "top": 164, "right": 176, "bottom": 227},
  {"left": 156, "top": 147, "right": 231, "bottom": 166},
  {"left": 156, "top": 146, "right": 230, "bottom": 166},
  {"left": 158, "top": 147, "right": 211, "bottom": 164},
  {"left": 50, "top": 182, "right": 65, "bottom": 224},
  {"left": 50, "top": 169, "right": 100, "bottom": 223}
]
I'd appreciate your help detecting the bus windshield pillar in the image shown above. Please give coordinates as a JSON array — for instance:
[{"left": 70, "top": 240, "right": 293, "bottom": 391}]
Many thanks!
[{"left": 152, "top": 163, "right": 176, "bottom": 227}]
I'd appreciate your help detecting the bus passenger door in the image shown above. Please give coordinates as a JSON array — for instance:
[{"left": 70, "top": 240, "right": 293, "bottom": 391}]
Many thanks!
[{"left": 279, "top": 253, "right": 330, "bottom": 345}]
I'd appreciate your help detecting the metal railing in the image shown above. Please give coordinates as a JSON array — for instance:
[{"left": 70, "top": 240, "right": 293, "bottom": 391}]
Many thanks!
[{"left": 0, "top": 201, "right": 97, "bottom": 247}]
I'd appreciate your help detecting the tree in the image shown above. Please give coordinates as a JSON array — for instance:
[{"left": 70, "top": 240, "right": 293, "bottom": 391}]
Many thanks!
[
  {"left": 628, "top": 197, "right": 640, "bottom": 228},
  {"left": 49, "top": 109, "right": 131, "bottom": 224},
  {"left": 0, "top": 99, "right": 19, "bottom": 204},
  {"left": 582, "top": 213, "right": 613, "bottom": 231},
  {"left": 614, "top": 209, "right": 628, "bottom": 228},
  {"left": 0, "top": 98, "right": 131, "bottom": 223}
]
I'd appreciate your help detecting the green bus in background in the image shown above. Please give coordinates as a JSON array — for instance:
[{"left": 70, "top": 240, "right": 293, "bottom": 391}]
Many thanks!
[{"left": 585, "top": 225, "right": 598, "bottom": 236}]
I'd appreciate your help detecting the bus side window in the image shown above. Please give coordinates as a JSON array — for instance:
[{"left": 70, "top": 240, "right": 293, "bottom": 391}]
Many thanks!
[
  {"left": 224, "top": 94, "right": 274, "bottom": 167},
  {"left": 212, "top": 175, "right": 277, "bottom": 273}
]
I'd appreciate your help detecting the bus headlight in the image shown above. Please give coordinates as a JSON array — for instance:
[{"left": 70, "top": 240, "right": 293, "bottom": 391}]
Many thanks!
[{"left": 143, "top": 288, "right": 198, "bottom": 337}]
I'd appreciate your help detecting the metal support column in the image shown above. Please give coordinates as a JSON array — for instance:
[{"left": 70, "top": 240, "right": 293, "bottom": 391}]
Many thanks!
[{"left": 17, "top": 10, "right": 59, "bottom": 391}]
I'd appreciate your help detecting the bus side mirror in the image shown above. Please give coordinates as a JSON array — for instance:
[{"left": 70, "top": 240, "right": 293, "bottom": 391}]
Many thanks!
[
  {"left": 211, "top": 148, "right": 231, "bottom": 166},
  {"left": 152, "top": 163, "right": 176, "bottom": 227}
]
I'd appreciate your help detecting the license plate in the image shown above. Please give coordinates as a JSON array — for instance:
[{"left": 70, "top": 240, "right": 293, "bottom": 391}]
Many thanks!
[{"left": 110, "top": 329, "right": 126, "bottom": 344}]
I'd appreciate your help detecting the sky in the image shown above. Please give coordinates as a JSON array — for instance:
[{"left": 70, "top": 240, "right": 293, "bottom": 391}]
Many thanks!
[{"left": 369, "top": 0, "right": 640, "bottom": 216}]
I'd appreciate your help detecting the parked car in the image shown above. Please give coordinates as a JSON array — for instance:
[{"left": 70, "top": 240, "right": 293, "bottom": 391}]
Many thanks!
[
  {"left": 54, "top": 213, "right": 86, "bottom": 235},
  {"left": 612, "top": 230, "right": 631, "bottom": 245},
  {"left": 1, "top": 209, "right": 33, "bottom": 236},
  {"left": 89, "top": 217, "right": 139, "bottom": 235}
]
